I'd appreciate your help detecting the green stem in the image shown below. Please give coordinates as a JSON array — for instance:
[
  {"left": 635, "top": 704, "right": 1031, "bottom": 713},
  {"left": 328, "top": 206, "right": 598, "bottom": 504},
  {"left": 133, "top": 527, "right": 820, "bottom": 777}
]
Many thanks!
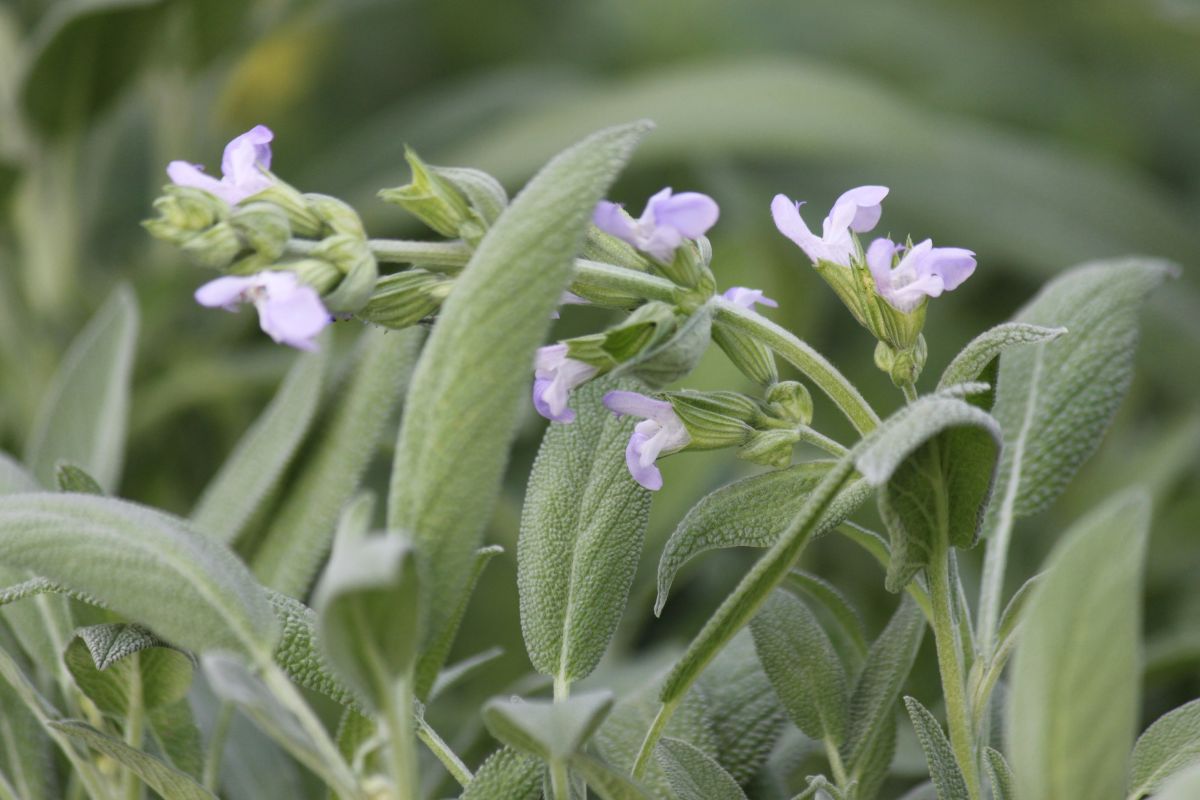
[
  {"left": 202, "top": 702, "right": 234, "bottom": 792},
  {"left": 553, "top": 674, "right": 570, "bottom": 702},
  {"left": 797, "top": 426, "right": 849, "bottom": 458},
  {"left": 123, "top": 654, "right": 144, "bottom": 800},
  {"left": 549, "top": 759, "right": 571, "bottom": 800},
  {"left": 415, "top": 716, "right": 472, "bottom": 787},
  {"left": 382, "top": 677, "right": 419, "bottom": 800},
  {"left": 713, "top": 298, "right": 880, "bottom": 436},
  {"left": 928, "top": 550, "right": 982, "bottom": 800},
  {"left": 631, "top": 698, "right": 679, "bottom": 779},
  {"left": 823, "top": 735, "right": 849, "bottom": 789}
]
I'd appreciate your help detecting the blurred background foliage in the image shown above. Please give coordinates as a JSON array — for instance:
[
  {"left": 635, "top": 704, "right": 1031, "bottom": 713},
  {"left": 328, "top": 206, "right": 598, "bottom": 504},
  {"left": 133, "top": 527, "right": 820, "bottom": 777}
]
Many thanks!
[{"left": 1, "top": 0, "right": 1198, "bottom": 795}]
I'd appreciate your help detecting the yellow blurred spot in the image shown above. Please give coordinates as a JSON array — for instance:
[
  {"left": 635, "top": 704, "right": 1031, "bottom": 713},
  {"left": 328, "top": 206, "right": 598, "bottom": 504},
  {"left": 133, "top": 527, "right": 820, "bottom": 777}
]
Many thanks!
[{"left": 218, "top": 19, "right": 332, "bottom": 123}]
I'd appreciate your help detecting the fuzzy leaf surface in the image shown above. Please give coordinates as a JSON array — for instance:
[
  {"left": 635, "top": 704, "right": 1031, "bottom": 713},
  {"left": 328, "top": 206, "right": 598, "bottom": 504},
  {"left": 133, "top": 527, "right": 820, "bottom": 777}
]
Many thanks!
[
  {"left": 24, "top": 284, "right": 138, "bottom": 492},
  {"left": 387, "top": 122, "right": 650, "bottom": 679},
  {"left": 656, "top": 737, "right": 748, "bottom": 800},
  {"left": 518, "top": 376, "right": 651, "bottom": 683},
  {"left": 461, "top": 747, "right": 543, "bottom": 800},
  {"left": 482, "top": 690, "right": 614, "bottom": 761},
  {"left": 984, "top": 748, "right": 1017, "bottom": 800},
  {"left": 64, "top": 625, "right": 194, "bottom": 715},
  {"left": 1129, "top": 698, "right": 1200, "bottom": 799},
  {"left": 904, "top": 696, "right": 969, "bottom": 800},
  {"left": 937, "top": 323, "right": 1067, "bottom": 396},
  {"left": 1007, "top": 490, "right": 1149, "bottom": 800}
]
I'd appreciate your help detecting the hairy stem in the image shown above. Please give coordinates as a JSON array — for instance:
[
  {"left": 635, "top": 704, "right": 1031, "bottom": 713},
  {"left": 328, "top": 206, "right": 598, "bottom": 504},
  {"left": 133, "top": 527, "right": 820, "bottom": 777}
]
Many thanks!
[
  {"left": 382, "top": 676, "right": 419, "bottom": 800},
  {"left": 415, "top": 715, "right": 472, "bottom": 788},
  {"left": 549, "top": 759, "right": 571, "bottom": 800},
  {"left": 631, "top": 698, "right": 679, "bottom": 779},
  {"left": 823, "top": 735, "right": 849, "bottom": 789}
]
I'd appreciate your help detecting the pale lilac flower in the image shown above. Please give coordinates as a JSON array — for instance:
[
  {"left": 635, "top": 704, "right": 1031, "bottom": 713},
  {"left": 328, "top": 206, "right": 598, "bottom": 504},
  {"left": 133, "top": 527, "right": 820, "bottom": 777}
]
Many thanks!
[
  {"left": 195, "top": 271, "right": 330, "bottom": 351},
  {"left": 168, "top": 125, "right": 275, "bottom": 206},
  {"left": 721, "top": 286, "right": 779, "bottom": 311},
  {"left": 866, "top": 238, "right": 977, "bottom": 313},
  {"left": 771, "top": 185, "right": 889, "bottom": 266},
  {"left": 593, "top": 188, "right": 719, "bottom": 262},
  {"left": 532, "top": 344, "right": 599, "bottom": 423},
  {"left": 550, "top": 291, "right": 588, "bottom": 320},
  {"left": 603, "top": 390, "right": 691, "bottom": 491}
]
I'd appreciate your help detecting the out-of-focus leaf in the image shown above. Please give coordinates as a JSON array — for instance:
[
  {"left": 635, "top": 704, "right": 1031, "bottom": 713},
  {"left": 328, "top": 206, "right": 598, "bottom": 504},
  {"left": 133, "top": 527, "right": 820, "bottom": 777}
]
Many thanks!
[
  {"left": 1008, "top": 490, "right": 1149, "bottom": 800},
  {"left": 656, "top": 737, "right": 748, "bottom": 800},
  {"left": 571, "top": 752, "right": 654, "bottom": 800},
  {"left": 54, "top": 463, "right": 103, "bottom": 495},
  {"left": 24, "top": 284, "right": 138, "bottom": 493},
  {"left": 482, "top": 690, "right": 614, "bottom": 761},
  {"left": 461, "top": 746, "right": 543, "bottom": 800},
  {"left": 148, "top": 699, "right": 203, "bottom": 779},
  {"left": 1154, "top": 763, "right": 1200, "bottom": 800},
  {"left": 1129, "top": 698, "right": 1200, "bottom": 799},
  {"left": 64, "top": 624, "right": 194, "bottom": 715}
]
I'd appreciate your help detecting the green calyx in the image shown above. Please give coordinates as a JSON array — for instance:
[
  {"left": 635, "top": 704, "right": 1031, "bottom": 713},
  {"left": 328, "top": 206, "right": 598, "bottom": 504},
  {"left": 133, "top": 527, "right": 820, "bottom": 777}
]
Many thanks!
[
  {"left": 359, "top": 269, "right": 455, "bottom": 329},
  {"left": 379, "top": 148, "right": 484, "bottom": 241},
  {"left": 813, "top": 251, "right": 928, "bottom": 354}
]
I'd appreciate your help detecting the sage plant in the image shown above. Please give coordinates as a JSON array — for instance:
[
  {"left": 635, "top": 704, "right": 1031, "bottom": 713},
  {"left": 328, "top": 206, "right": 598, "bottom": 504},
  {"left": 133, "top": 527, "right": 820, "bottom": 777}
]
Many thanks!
[{"left": 0, "top": 119, "right": 1193, "bottom": 800}]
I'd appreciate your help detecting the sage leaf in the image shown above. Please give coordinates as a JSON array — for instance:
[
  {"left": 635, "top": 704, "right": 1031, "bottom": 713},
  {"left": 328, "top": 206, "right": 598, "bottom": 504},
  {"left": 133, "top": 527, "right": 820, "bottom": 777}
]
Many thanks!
[
  {"left": 0, "top": 493, "right": 277, "bottom": 653},
  {"left": 655, "top": 463, "right": 870, "bottom": 615},
  {"left": 254, "top": 326, "right": 422, "bottom": 597},
  {"left": 416, "top": 544, "right": 502, "bottom": 698},
  {"left": 63, "top": 625, "right": 194, "bottom": 715},
  {"left": 937, "top": 322, "right": 1067, "bottom": 402},
  {"left": 461, "top": 747, "right": 543, "bottom": 800},
  {"left": 312, "top": 532, "right": 420, "bottom": 711},
  {"left": 269, "top": 590, "right": 359, "bottom": 709},
  {"left": 0, "top": 670, "right": 52, "bottom": 800},
  {"left": 24, "top": 284, "right": 138, "bottom": 493},
  {"left": 854, "top": 393, "right": 1001, "bottom": 591},
  {"left": 429, "top": 646, "right": 504, "bottom": 701},
  {"left": 986, "top": 259, "right": 1174, "bottom": 528},
  {"left": 983, "top": 747, "right": 1016, "bottom": 800},
  {"left": 571, "top": 752, "right": 654, "bottom": 800},
  {"left": 1129, "top": 698, "right": 1200, "bottom": 799},
  {"left": 750, "top": 589, "right": 847, "bottom": 743},
  {"left": 148, "top": 699, "right": 203, "bottom": 779},
  {"left": 696, "top": 629, "right": 787, "bottom": 784},
  {"left": 48, "top": 720, "right": 215, "bottom": 800},
  {"left": 191, "top": 346, "right": 329, "bottom": 543},
  {"left": 1007, "top": 489, "right": 1150, "bottom": 800},
  {"left": 54, "top": 463, "right": 104, "bottom": 495},
  {"left": 388, "top": 122, "right": 650, "bottom": 682},
  {"left": 518, "top": 376, "right": 652, "bottom": 684},
  {"left": 656, "top": 737, "right": 749, "bottom": 800},
  {"left": 1153, "top": 763, "right": 1200, "bottom": 800},
  {"left": 843, "top": 597, "right": 925, "bottom": 786},
  {"left": 482, "top": 690, "right": 614, "bottom": 761},
  {"left": 904, "top": 696, "right": 969, "bottom": 800},
  {"left": 782, "top": 570, "right": 869, "bottom": 669}
]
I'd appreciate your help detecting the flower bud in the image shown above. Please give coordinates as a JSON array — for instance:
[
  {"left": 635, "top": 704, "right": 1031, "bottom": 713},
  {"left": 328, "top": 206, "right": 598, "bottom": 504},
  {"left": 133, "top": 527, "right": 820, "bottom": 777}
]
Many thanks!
[
  {"left": 312, "top": 234, "right": 379, "bottom": 313},
  {"left": 766, "top": 380, "right": 813, "bottom": 425},
  {"left": 712, "top": 320, "right": 778, "bottom": 386},
  {"left": 304, "top": 193, "right": 366, "bottom": 238},
  {"left": 287, "top": 259, "right": 342, "bottom": 295},
  {"left": 737, "top": 428, "right": 802, "bottom": 468},
  {"left": 581, "top": 226, "right": 653, "bottom": 273},
  {"left": 180, "top": 222, "right": 242, "bottom": 269},
  {"left": 665, "top": 390, "right": 757, "bottom": 450},
  {"left": 566, "top": 301, "right": 677, "bottom": 369},
  {"left": 874, "top": 335, "right": 928, "bottom": 388},
  {"left": 656, "top": 241, "right": 712, "bottom": 290},
  {"left": 250, "top": 180, "right": 324, "bottom": 238},
  {"left": 358, "top": 269, "right": 453, "bottom": 329},
  {"left": 228, "top": 202, "right": 290, "bottom": 262},
  {"left": 428, "top": 165, "right": 507, "bottom": 225},
  {"left": 379, "top": 148, "right": 477, "bottom": 239}
]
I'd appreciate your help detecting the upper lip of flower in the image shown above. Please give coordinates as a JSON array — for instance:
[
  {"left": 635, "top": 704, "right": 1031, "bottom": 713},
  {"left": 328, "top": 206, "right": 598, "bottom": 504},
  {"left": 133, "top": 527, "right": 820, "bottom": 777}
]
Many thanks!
[
  {"left": 167, "top": 125, "right": 276, "bottom": 206},
  {"left": 867, "top": 237, "right": 977, "bottom": 313},
  {"left": 593, "top": 187, "right": 719, "bottom": 262},
  {"left": 771, "top": 185, "right": 889, "bottom": 267}
]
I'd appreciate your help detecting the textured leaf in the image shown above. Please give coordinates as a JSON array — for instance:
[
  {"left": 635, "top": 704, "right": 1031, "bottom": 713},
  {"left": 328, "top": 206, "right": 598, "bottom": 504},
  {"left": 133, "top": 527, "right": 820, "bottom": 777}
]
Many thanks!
[
  {"left": 1129, "top": 698, "right": 1200, "bottom": 798},
  {"left": 64, "top": 625, "right": 194, "bottom": 715},
  {"left": 192, "top": 347, "right": 329, "bottom": 543},
  {"left": 782, "top": 570, "right": 868, "bottom": 668},
  {"left": 751, "top": 589, "right": 847, "bottom": 743},
  {"left": 655, "top": 463, "right": 870, "bottom": 615},
  {"left": 54, "top": 463, "right": 103, "bottom": 495},
  {"left": 461, "top": 746, "right": 543, "bottom": 800},
  {"left": 518, "top": 376, "right": 652, "bottom": 683},
  {"left": 416, "top": 544, "right": 502, "bottom": 698},
  {"left": 983, "top": 747, "right": 1016, "bottom": 800},
  {"left": 388, "top": 122, "right": 650, "bottom": 683},
  {"left": 24, "top": 285, "right": 138, "bottom": 493},
  {"left": 986, "top": 259, "right": 1174, "bottom": 530},
  {"left": 695, "top": 629, "right": 787, "bottom": 785},
  {"left": 0, "top": 493, "right": 277, "bottom": 653},
  {"left": 1007, "top": 490, "right": 1150, "bottom": 800},
  {"left": 855, "top": 393, "right": 1001, "bottom": 591},
  {"left": 148, "top": 699, "right": 203, "bottom": 779},
  {"left": 904, "top": 697, "right": 969, "bottom": 800},
  {"left": 482, "top": 690, "right": 613, "bottom": 761},
  {"left": 254, "top": 326, "right": 422, "bottom": 597},
  {"left": 937, "top": 323, "right": 1067, "bottom": 395},
  {"left": 267, "top": 590, "right": 359, "bottom": 709},
  {"left": 48, "top": 720, "right": 214, "bottom": 800},
  {"left": 656, "top": 737, "right": 748, "bottom": 800},
  {"left": 843, "top": 597, "right": 925, "bottom": 783},
  {"left": 571, "top": 752, "right": 654, "bottom": 800},
  {"left": 312, "top": 533, "right": 420, "bottom": 711}
]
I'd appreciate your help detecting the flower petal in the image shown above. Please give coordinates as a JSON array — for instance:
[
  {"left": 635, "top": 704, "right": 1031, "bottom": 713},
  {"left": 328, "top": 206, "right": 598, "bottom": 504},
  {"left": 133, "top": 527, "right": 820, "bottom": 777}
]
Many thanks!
[
  {"left": 771, "top": 194, "right": 824, "bottom": 263},
  {"left": 625, "top": 432, "right": 663, "bottom": 491},
  {"left": 722, "top": 286, "right": 778, "bottom": 309},
  {"left": 255, "top": 280, "right": 330, "bottom": 350},
  {"left": 832, "top": 185, "right": 889, "bottom": 232},
  {"left": 593, "top": 201, "right": 638, "bottom": 245},
  {"left": 532, "top": 378, "right": 575, "bottom": 423},
  {"left": 221, "top": 125, "right": 274, "bottom": 179},
  {"left": 652, "top": 191, "right": 719, "bottom": 238},
  {"left": 866, "top": 237, "right": 901, "bottom": 289},
  {"left": 926, "top": 247, "right": 977, "bottom": 291},
  {"left": 194, "top": 275, "right": 254, "bottom": 310},
  {"left": 602, "top": 390, "right": 675, "bottom": 421},
  {"left": 167, "top": 161, "right": 229, "bottom": 200}
]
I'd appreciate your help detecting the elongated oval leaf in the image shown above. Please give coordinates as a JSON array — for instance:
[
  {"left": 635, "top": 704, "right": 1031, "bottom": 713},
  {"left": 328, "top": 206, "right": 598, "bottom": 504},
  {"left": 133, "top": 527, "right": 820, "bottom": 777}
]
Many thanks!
[
  {"left": 571, "top": 753, "right": 654, "bottom": 800},
  {"left": 783, "top": 570, "right": 868, "bottom": 667},
  {"left": 986, "top": 259, "right": 1174, "bottom": 530},
  {"left": 518, "top": 377, "right": 651, "bottom": 683},
  {"left": 482, "top": 690, "right": 614, "bottom": 761},
  {"left": 192, "top": 347, "right": 329, "bottom": 543},
  {"left": 655, "top": 464, "right": 870, "bottom": 615},
  {"left": 750, "top": 589, "right": 847, "bottom": 743},
  {"left": 24, "top": 285, "right": 138, "bottom": 493},
  {"left": 984, "top": 747, "right": 1017, "bottom": 800},
  {"left": 0, "top": 493, "right": 276, "bottom": 653},
  {"left": 1129, "top": 698, "right": 1200, "bottom": 799},
  {"left": 387, "top": 122, "right": 651, "bottom": 672},
  {"left": 656, "top": 737, "right": 748, "bottom": 800},
  {"left": 462, "top": 747, "right": 543, "bottom": 800},
  {"left": 254, "top": 326, "right": 423, "bottom": 597},
  {"left": 1007, "top": 489, "right": 1150, "bottom": 800},
  {"left": 937, "top": 323, "right": 1067, "bottom": 393},
  {"left": 904, "top": 696, "right": 969, "bottom": 800}
]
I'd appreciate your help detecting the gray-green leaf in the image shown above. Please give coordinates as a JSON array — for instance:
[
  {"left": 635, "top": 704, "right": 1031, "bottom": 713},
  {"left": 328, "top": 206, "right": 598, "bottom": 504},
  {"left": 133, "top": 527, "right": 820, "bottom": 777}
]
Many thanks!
[
  {"left": 24, "top": 284, "right": 138, "bottom": 493},
  {"left": 903, "top": 697, "right": 968, "bottom": 800},
  {"left": 388, "top": 122, "right": 650, "bottom": 683},
  {"left": 1129, "top": 698, "right": 1200, "bottom": 799},
  {"left": 655, "top": 464, "right": 870, "bottom": 615},
  {"left": 1007, "top": 489, "right": 1150, "bottom": 800},
  {"left": 614, "top": 302, "right": 713, "bottom": 388},
  {"left": 461, "top": 747, "right": 543, "bottom": 800},
  {"left": 751, "top": 589, "right": 847, "bottom": 743},
  {"left": 48, "top": 719, "right": 215, "bottom": 800},
  {"left": 983, "top": 747, "right": 1016, "bottom": 800},
  {"left": 482, "top": 690, "right": 614, "bottom": 761},
  {"left": 54, "top": 463, "right": 104, "bottom": 495},
  {"left": 64, "top": 625, "right": 194, "bottom": 715},
  {"left": 656, "top": 737, "right": 749, "bottom": 800},
  {"left": 1152, "top": 763, "right": 1200, "bottom": 800},
  {"left": 937, "top": 323, "right": 1067, "bottom": 397},
  {"left": 518, "top": 376, "right": 652, "bottom": 684},
  {"left": 571, "top": 752, "right": 654, "bottom": 800}
]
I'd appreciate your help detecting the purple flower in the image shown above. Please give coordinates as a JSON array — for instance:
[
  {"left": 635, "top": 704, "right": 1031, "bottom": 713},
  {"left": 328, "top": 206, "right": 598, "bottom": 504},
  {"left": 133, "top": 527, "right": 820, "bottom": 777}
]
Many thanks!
[
  {"left": 532, "top": 344, "right": 599, "bottom": 423},
  {"left": 195, "top": 271, "right": 330, "bottom": 351},
  {"left": 866, "top": 238, "right": 976, "bottom": 313},
  {"left": 771, "top": 185, "right": 889, "bottom": 267},
  {"left": 603, "top": 390, "right": 691, "bottom": 491},
  {"left": 594, "top": 188, "right": 719, "bottom": 262},
  {"left": 721, "top": 286, "right": 779, "bottom": 311},
  {"left": 167, "top": 125, "right": 275, "bottom": 206},
  {"left": 549, "top": 291, "right": 588, "bottom": 320}
]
